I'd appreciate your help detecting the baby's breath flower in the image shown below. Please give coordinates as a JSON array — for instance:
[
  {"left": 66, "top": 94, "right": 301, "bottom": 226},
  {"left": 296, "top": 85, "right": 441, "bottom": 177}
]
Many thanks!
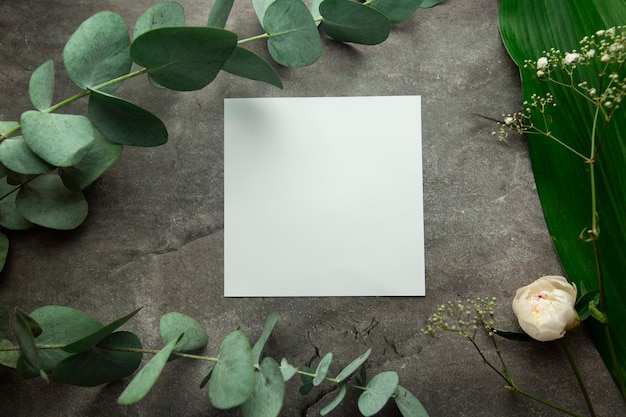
[
  {"left": 564, "top": 52, "right": 580, "bottom": 65},
  {"left": 601, "top": 54, "right": 611, "bottom": 62},
  {"left": 537, "top": 57, "right": 549, "bottom": 69},
  {"left": 585, "top": 49, "right": 596, "bottom": 58}
]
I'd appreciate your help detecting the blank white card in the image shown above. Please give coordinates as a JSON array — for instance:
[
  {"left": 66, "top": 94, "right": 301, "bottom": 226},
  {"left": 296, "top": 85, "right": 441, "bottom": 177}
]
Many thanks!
[{"left": 224, "top": 96, "right": 424, "bottom": 297}]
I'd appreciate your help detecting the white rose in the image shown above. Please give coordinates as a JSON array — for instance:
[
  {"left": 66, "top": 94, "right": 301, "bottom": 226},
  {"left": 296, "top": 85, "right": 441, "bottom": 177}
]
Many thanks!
[{"left": 512, "top": 276, "right": 578, "bottom": 342}]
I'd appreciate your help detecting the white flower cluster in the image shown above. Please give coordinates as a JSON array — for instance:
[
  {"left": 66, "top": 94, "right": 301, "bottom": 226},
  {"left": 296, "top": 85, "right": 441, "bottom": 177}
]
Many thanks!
[{"left": 494, "top": 93, "right": 555, "bottom": 140}]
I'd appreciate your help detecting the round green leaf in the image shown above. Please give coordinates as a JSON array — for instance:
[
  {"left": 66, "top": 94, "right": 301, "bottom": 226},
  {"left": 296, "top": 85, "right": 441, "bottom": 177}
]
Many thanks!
[
  {"left": 131, "top": 27, "right": 238, "bottom": 91},
  {"left": 63, "top": 11, "right": 131, "bottom": 92},
  {"left": 0, "top": 136, "right": 54, "bottom": 175},
  {"left": 313, "top": 352, "right": 333, "bottom": 386},
  {"left": 28, "top": 305, "right": 102, "bottom": 373},
  {"left": 20, "top": 111, "right": 95, "bottom": 167},
  {"left": 160, "top": 312, "right": 208, "bottom": 355},
  {"left": 357, "top": 371, "right": 399, "bottom": 416},
  {"left": 0, "top": 177, "right": 35, "bottom": 230},
  {"left": 394, "top": 385, "right": 430, "bottom": 417},
  {"left": 367, "top": 0, "right": 423, "bottom": 24},
  {"left": 133, "top": 1, "right": 186, "bottom": 40},
  {"left": 53, "top": 331, "right": 142, "bottom": 387},
  {"left": 88, "top": 90, "right": 168, "bottom": 147},
  {"left": 222, "top": 47, "right": 283, "bottom": 88},
  {"left": 264, "top": 0, "right": 323, "bottom": 67},
  {"left": 209, "top": 330, "right": 255, "bottom": 409},
  {"left": 279, "top": 358, "right": 298, "bottom": 381},
  {"left": 118, "top": 333, "right": 181, "bottom": 404},
  {"left": 241, "top": 357, "right": 285, "bottom": 417},
  {"left": 16, "top": 174, "right": 88, "bottom": 230},
  {"left": 29, "top": 60, "right": 55, "bottom": 111},
  {"left": 320, "top": 0, "right": 391, "bottom": 45},
  {"left": 59, "top": 130, "right": 123, "bottom": 191}
]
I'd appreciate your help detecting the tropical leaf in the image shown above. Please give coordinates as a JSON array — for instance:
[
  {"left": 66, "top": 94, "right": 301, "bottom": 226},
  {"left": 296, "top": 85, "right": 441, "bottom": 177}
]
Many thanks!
[{"left": 498, "top": 0, "right": 626, "bottom": 391}]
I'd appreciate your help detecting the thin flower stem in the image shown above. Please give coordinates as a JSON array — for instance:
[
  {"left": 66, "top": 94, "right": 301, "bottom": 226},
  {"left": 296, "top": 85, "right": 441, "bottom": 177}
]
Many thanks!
[
  {"left": 507, "top": 385, "right": 586, "bottom": 417},
  {"left": 524, "top": 130, "right": 591, "bottom": 161},
  {"left": 559, "top": 339, "right": 597, "bottom": 417}
]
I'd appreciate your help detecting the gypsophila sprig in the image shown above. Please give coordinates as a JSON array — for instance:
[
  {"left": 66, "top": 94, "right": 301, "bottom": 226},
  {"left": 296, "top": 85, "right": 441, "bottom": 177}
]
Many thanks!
[{"left": 421, "top": 297, "right": 497, "bottom": 339}]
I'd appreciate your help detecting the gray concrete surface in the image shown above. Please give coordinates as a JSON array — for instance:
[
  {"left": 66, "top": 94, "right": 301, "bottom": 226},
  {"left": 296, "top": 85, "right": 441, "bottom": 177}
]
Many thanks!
[{"left": 0, "top": 0, "right": 624, "bottom": 416}]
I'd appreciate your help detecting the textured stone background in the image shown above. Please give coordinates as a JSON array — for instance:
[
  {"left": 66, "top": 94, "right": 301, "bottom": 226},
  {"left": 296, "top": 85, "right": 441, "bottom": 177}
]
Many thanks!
[{"left": 0, "top": 0, "right": 624, "bottom": 416}]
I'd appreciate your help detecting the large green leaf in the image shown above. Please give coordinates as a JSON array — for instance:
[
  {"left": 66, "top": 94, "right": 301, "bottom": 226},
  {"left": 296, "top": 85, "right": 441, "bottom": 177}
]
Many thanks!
[
  {"left": 63, "top": 11, "right": 131, "bottom": 93},
  {"left": 53, "top": 331, "right": 142, "bottom": 387},
  {"left": 241, "top": 357, "right": 285, "bottom": 417},
  {"left": 498, "top": 0, "right": 626, "bottom": 391},
  {"left": 29, "top": 60, "right": 55, "bottom": 111},
  {"left": 88, "top": 90, "right": 168, "bottom": 147},
  {"left": 320, "top": 0, "right": 391, "bottom": 45},
  {"left": 62, "top": 308, "right": 142, "bottom": 354},
  {"left": 28, "top": 306, "right": 102, "bottom": 373},
  {"left": 209, "top": 330, "right": 255, "bottom": 409},
  {"left": 0, "top": 136, "right": 54, "bottom": 175},
  {"left": 20, "top": 111, "right": 95, "bottom": 167},
  {"left": 59, "top": 130, "right": 123, "bottom": 191},
  {"left": 130, "top": 27, "right": 237, "bottom": 91},
  {"left": 117, "top": 333, "right": 182, "bottom": 404},
  {"left": 222, "top": 47, "right": 283, "bottom": 88},
  {"left": 263, "top": 0, "right": 323, "bottom": 67},
  {"left": 15, "top": 174, "right": 88, "bottom": 230},
  {"left": 208, "top": 0, "right": 234, "bottom": 28}
]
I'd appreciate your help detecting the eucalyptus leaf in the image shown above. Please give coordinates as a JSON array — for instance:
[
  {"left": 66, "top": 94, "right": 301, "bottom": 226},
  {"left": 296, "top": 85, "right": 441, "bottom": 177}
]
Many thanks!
[
  {"left": 320, "top": 384, "right": 347, "bottom": 416},
  {"left": 209, "top": 330, "right": 255, "bottom": 409},
  {"left": 29, "top": 60, "right": 55, "bottom": 111},
  {"left": 357, "top": 371, "right": 399, "bottom": 416},
  {"left": 222, "top": 47, "right": 283, "bottom": 88},
  {"left": 0, "top": 177, "right": 35, "bottom": 231},
  {"left": 63, "top": 11, "right": 131, "bottom": 92},
  {"left": 0, "top": 136, "right": 55, "bottom": 175},
  {"left": 299, "top": 366, "right": 314, "bottom": 395},
  {"left": 251, "top": 312, "right": 279, "bottom": 365},
  {"left": 280, "top": 358, "right": 298, "bottom": 381},
  {"left": 0, "top": 232, "right": 8, "bottom": 272},
  {"left": 29, "top": 305, "right": 102, "bottom": 373},
  {"left": 159, "top": 312, "right": 208, "bottom": 355},
  {"left": 199, "top": 365, "right": 214, "bottom": 389},
  {"left": 53, "top": 331, "right": 142, "bottom": 387},
  {"left": 63, "top": 307, "right": 142, "bottom": 354},
  {"left": 14, "top": 308, "right": 43, "bottom": 373},
  {"left": 20, "top": 111, "right": 95, "bottom": 167},
  {"left": 263, "top": 0, "right": 322, "bottom": 67},
  {"left": 134, "top": 1, "right": 186, "bottom": 40},
  {"left": 118, "top": 333, "right": 182, "bottom": 404},
  {"left": 320, "top": 0, "right": 391, "bottom": 45},
  {"left": 394, "top": 385, "right": 430, "bottom": 417},
  {"left": 335, "top": 348, "right": 371, "bottom": 382},
  {"left": 419, "top": 0, "right": 444, "bottom": 7},
  {"left": 366, "top": 0, "right": 423, "bottom": 24},
  {"left": 0, "top": 338, "right": 19, "bottom": 369},
  {"left": 131, "top": 27, "right": 237, "bottom": 91},
  {"left": 15, "top": 174, "right": 88, "bottom": 230},
  {"left": 313, "top": 352, "right": 333, "bottom": 386},
  {"left": 252, "top": 0, "right": 275, "bottom": 26},
  {"left": 310, "top": 0, "right": 322, "bottom": 25},
  {"left": 241, "top": 357, "right": 285, "bottom": 417},
  {"left": 59, "top": 130, "right": 123, "bottom": 191},
  {"left": 491, "top": 328, "right": 533, "bottom": 342},
  {"left": 88, "top": 90, "right": 168, "bottom": 147},
  {"left": 208, "top": 0, "right": 234, "bottom": 28}
]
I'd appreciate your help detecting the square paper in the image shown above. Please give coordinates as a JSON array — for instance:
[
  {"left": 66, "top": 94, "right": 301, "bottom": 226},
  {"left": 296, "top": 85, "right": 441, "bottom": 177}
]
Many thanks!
[{"left": 224, "top": 96, "right": 424, "bottom": 297}]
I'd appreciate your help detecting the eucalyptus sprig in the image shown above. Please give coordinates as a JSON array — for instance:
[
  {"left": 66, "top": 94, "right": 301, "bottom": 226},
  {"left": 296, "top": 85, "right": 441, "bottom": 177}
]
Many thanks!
[
  {"left": 0, "top": 0, "right": 437, "bottom": 271},
  {"left": 0, "top": 305, "right": 428, "bottom": 417}
]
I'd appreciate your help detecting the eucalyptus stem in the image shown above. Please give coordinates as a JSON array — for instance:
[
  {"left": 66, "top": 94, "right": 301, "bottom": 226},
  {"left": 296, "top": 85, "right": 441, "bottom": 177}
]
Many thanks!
[
  {"left": 237, "top": 33, "right": 270, "bottom": 45},
  {"left": 559, "top": 339, "right": 597, "bottom": 417}
]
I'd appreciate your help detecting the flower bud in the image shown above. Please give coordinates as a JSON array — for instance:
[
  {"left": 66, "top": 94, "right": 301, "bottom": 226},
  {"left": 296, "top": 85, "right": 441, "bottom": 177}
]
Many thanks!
[{"left": 512, "top": 276, "right": 577, "bottom": 341}]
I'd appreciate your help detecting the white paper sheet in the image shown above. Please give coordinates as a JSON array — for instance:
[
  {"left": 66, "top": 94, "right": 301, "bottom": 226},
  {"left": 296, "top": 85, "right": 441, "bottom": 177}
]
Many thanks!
[{"left": 224, "top": 96, "right": 424, "bottom": 297}]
